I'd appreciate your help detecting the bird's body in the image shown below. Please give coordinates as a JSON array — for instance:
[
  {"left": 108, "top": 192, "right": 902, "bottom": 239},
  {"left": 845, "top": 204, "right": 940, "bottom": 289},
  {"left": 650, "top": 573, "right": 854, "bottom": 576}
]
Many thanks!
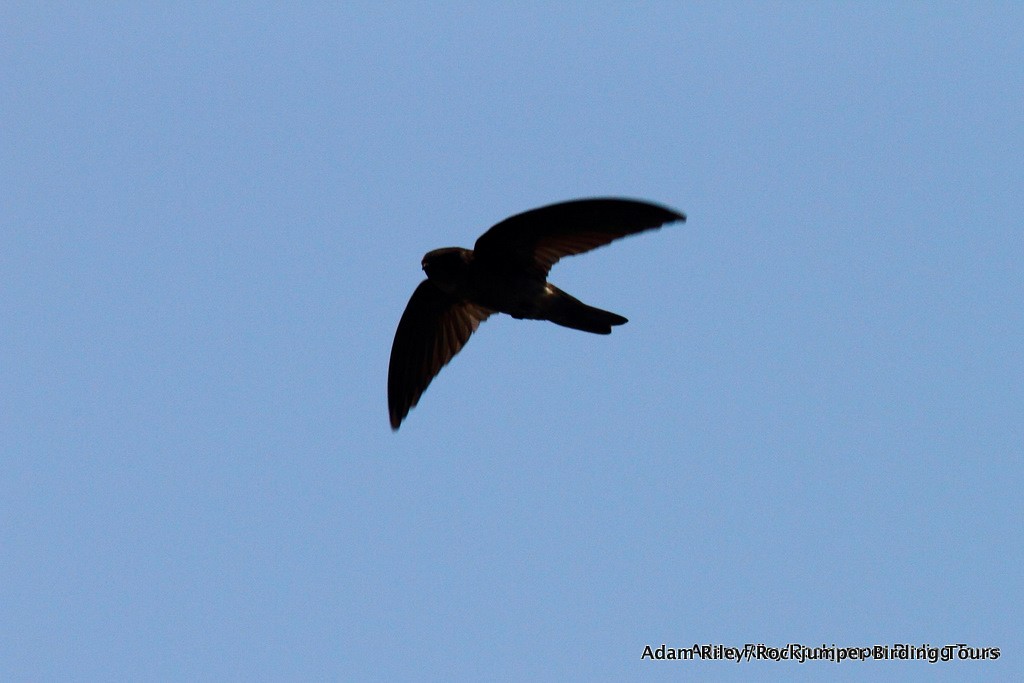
[
  {"left": 388, "top": 198, "right": 686, "bottom": 430},
  {"left": 421, "top": 246, "right": 626, "bottom": 333}
]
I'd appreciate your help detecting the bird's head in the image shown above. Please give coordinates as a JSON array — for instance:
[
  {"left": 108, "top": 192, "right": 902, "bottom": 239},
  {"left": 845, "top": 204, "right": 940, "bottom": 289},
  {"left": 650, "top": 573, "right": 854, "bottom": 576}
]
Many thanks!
[{"left": 421, "top": 248, "right": 471, "bottom": 292}]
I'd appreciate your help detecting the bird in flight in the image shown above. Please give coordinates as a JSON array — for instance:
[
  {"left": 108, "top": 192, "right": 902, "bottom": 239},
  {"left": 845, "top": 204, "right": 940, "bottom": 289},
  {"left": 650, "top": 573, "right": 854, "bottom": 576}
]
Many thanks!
[{"left": 387, "top": 197, "right": 686, "bottom": 430}]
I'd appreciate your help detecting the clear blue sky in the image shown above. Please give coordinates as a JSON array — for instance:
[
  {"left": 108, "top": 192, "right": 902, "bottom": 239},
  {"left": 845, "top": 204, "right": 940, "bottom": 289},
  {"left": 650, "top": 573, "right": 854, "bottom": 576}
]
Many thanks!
[{"left": 3, "top": 3, "right": 1021, "bottom": 680}]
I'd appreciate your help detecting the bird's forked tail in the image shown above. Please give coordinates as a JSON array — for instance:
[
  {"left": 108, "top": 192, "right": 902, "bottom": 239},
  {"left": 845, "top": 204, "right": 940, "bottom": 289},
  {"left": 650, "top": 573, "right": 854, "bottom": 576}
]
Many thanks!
[{"left": 544, "top": 285, "right": 627, "bottom": 334}]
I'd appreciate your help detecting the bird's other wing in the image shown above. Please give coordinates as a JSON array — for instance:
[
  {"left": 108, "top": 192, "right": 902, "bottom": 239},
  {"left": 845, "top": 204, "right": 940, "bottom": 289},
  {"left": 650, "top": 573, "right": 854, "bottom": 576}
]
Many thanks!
[
  {"left": 473, "top": 198, "right": 686, "bottom": 276},
  {"left": 388, "top": 280, "right": 493, "bottom": 430}
]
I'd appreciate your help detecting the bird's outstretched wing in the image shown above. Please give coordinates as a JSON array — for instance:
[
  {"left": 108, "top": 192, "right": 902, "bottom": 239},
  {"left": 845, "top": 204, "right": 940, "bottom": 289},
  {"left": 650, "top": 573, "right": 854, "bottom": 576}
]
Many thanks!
[
  {"left": 388, "top": 280, "right": 492, "bottom": 430},
  {"left": 473, "top": 198, "right": 685, "bottom": 276}
]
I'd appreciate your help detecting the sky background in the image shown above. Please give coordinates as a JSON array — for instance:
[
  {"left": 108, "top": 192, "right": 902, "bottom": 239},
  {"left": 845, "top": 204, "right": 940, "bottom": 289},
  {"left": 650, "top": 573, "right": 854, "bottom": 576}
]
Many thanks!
[{"left": 3, "top": 3, "right": 1021, "bottom": 680}]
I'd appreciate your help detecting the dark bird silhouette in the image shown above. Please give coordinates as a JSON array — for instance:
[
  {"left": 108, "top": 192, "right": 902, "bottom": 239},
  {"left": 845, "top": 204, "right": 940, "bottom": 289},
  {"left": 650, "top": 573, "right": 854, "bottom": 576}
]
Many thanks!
[{"left": 388, "top": 197, "right": 686, "bottom": 430}]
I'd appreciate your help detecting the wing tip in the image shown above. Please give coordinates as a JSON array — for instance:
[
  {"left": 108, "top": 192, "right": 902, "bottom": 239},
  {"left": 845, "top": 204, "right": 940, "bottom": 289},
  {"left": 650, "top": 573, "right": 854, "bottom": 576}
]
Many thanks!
[
  {"left": 390, "top": 411, "right": 407, "bottom": 431},
  {"left": 597, "top": 197, "right": 686, "bottom": 227}
]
